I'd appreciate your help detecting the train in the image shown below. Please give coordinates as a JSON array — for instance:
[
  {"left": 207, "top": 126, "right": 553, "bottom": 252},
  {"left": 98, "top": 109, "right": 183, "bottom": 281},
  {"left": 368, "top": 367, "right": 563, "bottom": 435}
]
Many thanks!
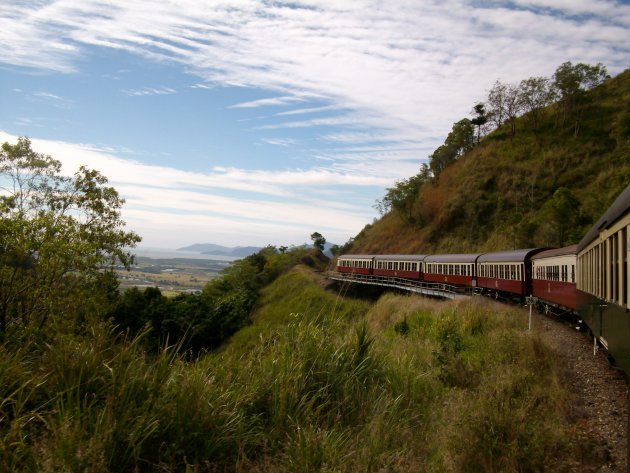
[{"left": 335, "top": 181, "right": 630, "bottom": 374}]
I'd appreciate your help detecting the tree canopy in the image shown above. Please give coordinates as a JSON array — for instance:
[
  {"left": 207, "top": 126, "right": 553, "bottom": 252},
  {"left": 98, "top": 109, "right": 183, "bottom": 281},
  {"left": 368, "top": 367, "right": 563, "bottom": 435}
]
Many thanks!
[
  {"left": 310, "top": 232, "right": 326, "bottom": 251},
  {"left": 0, "top": 137, "right": 141, "bottom": 334},
  {"left": 429, "top": 120, "right": 474, "bottom": 178}
]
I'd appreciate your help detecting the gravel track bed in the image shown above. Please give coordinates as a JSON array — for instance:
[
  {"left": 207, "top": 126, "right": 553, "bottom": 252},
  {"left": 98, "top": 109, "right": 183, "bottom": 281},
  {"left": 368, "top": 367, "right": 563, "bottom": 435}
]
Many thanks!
[{"left": 532, "top": 310, "right": 628, "bottom": 472}]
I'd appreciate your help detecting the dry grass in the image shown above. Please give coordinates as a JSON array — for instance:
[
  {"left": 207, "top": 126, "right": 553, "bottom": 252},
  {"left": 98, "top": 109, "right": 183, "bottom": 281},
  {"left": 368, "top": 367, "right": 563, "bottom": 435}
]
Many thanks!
[{"left": 0, "top": 271, "right": 581, "bottom": 472}]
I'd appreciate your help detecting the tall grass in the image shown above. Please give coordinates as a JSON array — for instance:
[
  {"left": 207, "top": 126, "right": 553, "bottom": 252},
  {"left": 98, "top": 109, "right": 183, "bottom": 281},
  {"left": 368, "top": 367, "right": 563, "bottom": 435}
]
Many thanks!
[{"left": 0, "top": 269, "right": 583, "bottom": 471}]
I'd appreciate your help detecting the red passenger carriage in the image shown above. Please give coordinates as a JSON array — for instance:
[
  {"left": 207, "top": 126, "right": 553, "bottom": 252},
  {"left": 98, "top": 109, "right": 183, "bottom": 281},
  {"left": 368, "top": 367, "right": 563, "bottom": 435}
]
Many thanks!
[
  {"left": 422, "top": 254, "right": 479, "bottom": 286},
  {"left": 373, "top": 254, "right": 425, "bottom": 280},
  {"left": 476, "top": 249, "right": 546, "bottom": 296},
  {"left": 531, "top": 245, "right": 578, "bottom": 311},
  {"left": 335, "top": 255, "right": 374, "bottom": 275}
]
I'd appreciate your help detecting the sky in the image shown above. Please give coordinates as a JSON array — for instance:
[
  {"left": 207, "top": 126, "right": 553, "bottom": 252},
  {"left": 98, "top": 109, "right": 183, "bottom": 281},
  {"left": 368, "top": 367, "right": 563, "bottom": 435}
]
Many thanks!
[{"left": 1, "top": 1, "right": 628, "bottom": 250}]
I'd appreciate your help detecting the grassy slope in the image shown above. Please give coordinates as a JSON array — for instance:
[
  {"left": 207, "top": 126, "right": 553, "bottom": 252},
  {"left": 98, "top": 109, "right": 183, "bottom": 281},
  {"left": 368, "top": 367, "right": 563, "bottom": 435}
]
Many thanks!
[
  {"left": 213, "top": 269, "right": 581, "bottom": 471},
  {"left": 1, "top": 266, "right": 589, "bottom": 471},
  {"left": 353, "top": 69, "right": 630, "bottom": 254}
]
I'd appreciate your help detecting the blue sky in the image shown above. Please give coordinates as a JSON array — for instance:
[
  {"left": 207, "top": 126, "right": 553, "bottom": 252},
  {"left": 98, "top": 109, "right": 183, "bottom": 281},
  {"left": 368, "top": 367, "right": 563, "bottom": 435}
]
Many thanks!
[{"left": 1, "top": 1, "right": 628, "bottom": 249}]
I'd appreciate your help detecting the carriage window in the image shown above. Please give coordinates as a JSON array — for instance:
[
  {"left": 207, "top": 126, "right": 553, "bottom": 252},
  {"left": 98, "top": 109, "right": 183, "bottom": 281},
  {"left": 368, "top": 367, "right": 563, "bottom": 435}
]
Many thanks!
[{"left": 623, "top": 227, "right": 628, "bottom": 307}]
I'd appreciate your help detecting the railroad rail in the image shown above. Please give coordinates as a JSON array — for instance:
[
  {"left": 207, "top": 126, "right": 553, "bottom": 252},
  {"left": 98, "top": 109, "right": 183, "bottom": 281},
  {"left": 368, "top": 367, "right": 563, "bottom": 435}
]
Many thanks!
[{"left": 328, "top": 272, "right": 470, "bottom": 299}]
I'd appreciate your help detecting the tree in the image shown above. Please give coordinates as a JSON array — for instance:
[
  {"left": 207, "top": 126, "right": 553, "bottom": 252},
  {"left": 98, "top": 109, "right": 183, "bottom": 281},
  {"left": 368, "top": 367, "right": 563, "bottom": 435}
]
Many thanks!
[
  {"left": 446, "top": 119, "right": 474, "bottom": 154},
  {"left": 429, "top": 144, "right": 457, "bottom": 179},
  {"left": 0, "top": 137, "right": 141, "bottom": 334},
  {"left": 503, "top": 83, "right": 523, "bottom": 137},
  {"left": 471, "top": 103, "right": 488, "bottom": 144},
  {"left": 487, "top": 80, "right": 508, "bottom": 128},
  {"left": 310, "top": 232, "right": 326, "bottom": 251},
  {"left": 487, "top": 81, "right": 522, "bottom": 136},
  {"left": 518, "top": 77, "right": 555, "bottom": 132},
  {"left": 539, "top": 187, "right": 582, "bottom": 246},
  {"left": 329, "top": 244, "right": 342, "bottom": 256},
  {"left": 374, "top": 170, "right": 429, "bottom": 223},
  {"left": 552, "top": 61, "right": 609, "bottom": 135},
  {"left": 428, "top": 119, "right": 473, "bottom": 177}
]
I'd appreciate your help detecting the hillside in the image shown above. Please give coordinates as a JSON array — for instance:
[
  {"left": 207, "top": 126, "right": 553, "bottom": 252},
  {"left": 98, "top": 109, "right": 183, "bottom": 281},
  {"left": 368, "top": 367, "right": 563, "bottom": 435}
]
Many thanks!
[
  {"left": 215, "top": 268, "right": 623, "bottom": 470},
  {"left": 177, "top": 243, "right": 263, "bottom": 257},
  {"left": 352, "top": 68, "right": 630, "bottom": 254}
]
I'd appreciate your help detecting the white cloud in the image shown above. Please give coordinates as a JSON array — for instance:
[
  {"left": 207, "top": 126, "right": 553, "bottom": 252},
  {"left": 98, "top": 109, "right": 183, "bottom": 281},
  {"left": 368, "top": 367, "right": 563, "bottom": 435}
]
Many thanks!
[
  {"left": 1, "top": 0, "right": 628, "bottom": 245},
  {"left": 0, "top": 131, "right": 379, "bottom": 247},
  {"left": 31, "top": 91, "right": 73, "bottom": 109},
  {"left": 260, "top": 138, "right": 297, "bottom": 147},
  {"left": 275, "top": 105, "right": 338, "bottom": 117},
  {"left": 229, "top": 95, "right": 304, "bottom": 108},
  {"left": 2, "top": 0, "right": 627, "bottom": 147},
  {"left": 122, "top": 86, "right": 177, "bottom": 96},
  {"left": 190, "top": 83, "right": 214, "bottom": 89}
]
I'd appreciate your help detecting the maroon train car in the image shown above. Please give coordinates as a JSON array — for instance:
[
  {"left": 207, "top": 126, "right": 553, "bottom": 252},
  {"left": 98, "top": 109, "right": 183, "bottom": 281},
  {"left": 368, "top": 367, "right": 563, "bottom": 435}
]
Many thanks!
[
  {"left": 531, "top": 245, "right": 578, "bottom": 311},
  {"left": 335, "top": 254, "right": 374, "bottom": 275},
  {"left": 373, "top": 254, "right": 426, "bottom": 280},
  {"left": 476, "top": 249, "right": 546, "bottom": 296},
  {"left": 422, "top": 254, "right": 479, "bottom": 286}
]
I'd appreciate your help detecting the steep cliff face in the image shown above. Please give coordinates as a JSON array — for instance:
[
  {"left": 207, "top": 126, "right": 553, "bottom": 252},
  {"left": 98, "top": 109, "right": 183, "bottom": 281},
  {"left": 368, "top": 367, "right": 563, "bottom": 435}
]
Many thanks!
[{"left": 351, "top": 69, "right": 630, "bottom": 254}]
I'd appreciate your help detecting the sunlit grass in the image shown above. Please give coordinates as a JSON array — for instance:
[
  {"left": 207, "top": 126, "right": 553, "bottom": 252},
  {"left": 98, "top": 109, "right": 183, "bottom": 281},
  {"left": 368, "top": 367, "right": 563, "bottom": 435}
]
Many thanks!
[{"left": 0, "top": 269, "right": 581, "bottom": 471}]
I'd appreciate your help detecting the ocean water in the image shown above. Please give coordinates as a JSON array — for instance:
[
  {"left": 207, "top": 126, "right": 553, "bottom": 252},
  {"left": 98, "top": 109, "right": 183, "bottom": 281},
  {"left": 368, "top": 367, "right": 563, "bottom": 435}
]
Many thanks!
[{"left": 132, "top": 247, "right": 239, "bottom": 262}]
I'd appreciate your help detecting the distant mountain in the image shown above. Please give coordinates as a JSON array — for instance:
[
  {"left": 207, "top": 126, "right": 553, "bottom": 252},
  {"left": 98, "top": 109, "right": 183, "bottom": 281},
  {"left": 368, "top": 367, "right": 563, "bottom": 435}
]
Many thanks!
[
  {"left": 179, "top": 242, "right": 337, "bottom": 257},
  {"left": 214, "top": 246, "right": 264, "bottom": 257},
  {"left": 178, "top": 243, "right": 231, "bottom": 253},
  {"left": 177, "top": 243, "right": 263, "bottom": 257}
]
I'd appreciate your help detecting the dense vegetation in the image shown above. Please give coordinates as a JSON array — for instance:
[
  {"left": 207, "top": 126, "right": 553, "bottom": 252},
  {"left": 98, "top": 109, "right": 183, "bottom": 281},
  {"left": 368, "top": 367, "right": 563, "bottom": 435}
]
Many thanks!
[
  {"left": 0, "top": 137, "right": 140, "bottom": 338},
  {"left": 1, "top": 267, "right": 587, "bottom": 471},
  {"left": 357, "top": 63, "right": 630, "bottom": 254},
  {"left": 112, "top": 245, "right": 329, "bottom": 355}
]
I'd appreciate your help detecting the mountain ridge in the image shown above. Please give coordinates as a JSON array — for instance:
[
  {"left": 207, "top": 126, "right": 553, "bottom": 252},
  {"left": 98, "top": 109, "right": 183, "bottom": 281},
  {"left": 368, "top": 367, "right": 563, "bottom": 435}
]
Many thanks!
[
  {"left": 177, "top": 243, "right": 263, "bottom": 257},
  {"left": 349, "top": 67, "right": 630, "bottom": 255}
]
